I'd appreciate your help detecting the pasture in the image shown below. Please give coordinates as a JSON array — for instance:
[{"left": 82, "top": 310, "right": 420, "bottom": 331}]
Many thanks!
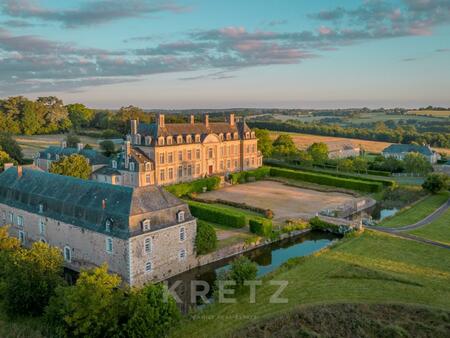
[{"left": 406, "top": 110, "right": 450, "bottom": 117}]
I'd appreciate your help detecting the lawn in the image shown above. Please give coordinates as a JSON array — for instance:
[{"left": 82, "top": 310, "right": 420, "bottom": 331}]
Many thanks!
[
  {"left": 171, "top": 230, "right": 450, "bottom": 337},
  {"left": 408, "top": 208, "right": 450, "bottom": 247},
  {"left": 378, "top": 192, "right": 449, "bottom": 228}
]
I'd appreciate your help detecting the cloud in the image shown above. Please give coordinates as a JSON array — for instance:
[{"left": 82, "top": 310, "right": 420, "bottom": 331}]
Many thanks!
[
  {"left": 267, "top": 19, "right": 288, "bottom": 27},
  {"left": 1, "top": 0, "right": 189, "bottom": 28},
  {"left": 435, "top": 48, "right": 450, "bottom": 52}
]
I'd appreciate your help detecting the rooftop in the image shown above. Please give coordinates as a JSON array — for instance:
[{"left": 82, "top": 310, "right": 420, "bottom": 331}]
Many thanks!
[
  {"left": 382, "top": 144, "right": 434, "bottom": 156},
  {"left": 38, "top": 146, "right": 109, "bottom": 165}
]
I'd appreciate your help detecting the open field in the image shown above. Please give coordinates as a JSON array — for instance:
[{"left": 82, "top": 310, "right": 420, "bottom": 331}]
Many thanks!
[
  {"left": 199, "top": 180, "right": 357, "bottom": 222},
  {"left": 378, "top": 192, "right": 449, "bottom": 228},
  {"left": 408, "top": 208, "right": 450, "bottom": 247},
  {"left": 269, "top": 131, "right": 450, "bottom": 155},
  {"left": 407, "top": 110, "right": 450, "bottom": 117},
  {"left": 13, "top": 134, "right": 101, "bottom": 159},
  {"left": 171, "top": 230, "right": 450, "bottom": 337}
]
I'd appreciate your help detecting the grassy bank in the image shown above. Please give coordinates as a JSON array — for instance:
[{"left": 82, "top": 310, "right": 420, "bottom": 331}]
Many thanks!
[
  {"left": 171, "top": 230, "right": 450, "bottom": 337},
  {"left": 408, "top": 209, "right": 450, "bottom": 247},
  {"left": 379, "top": 192, "right": 449, "bottom": 228}
]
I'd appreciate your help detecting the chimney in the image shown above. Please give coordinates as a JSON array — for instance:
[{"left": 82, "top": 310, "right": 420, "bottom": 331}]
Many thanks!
[
  {"left": 124, "top": 141, "right": 131, "bottom": 168},
  {"left": 61, "top": 141, "right": 67, "bottom": 148},
  {"left": 76, "top": 143, "right": 84, "bottom": 152},
  {"left": 3, "top": 163, "right": 14, "bottom": 171},
  {"left": 17, "top": 165, "right": 22, "bottom": 178},
  {"left": 190, "top": 115, "right": 195, "bottom": 124},
  {"left": 229, "top": 113, "right": 235, "bottom": 126},
  {"left": 158, "top": 114, "right": 165, "bottom": 128},
  {"left": 204, "top": 114, "right": 209, "bottom": 128},
  {"left": 102, "top": 199, "right": 106, "bottom": 210},
  {"left": 130, "top": 119, "right": 138, "bottom": 135}
]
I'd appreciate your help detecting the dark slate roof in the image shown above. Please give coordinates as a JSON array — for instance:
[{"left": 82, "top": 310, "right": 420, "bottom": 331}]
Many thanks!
[
  {"left": 0, "top": 168, "right": 192, "bottom": 239},
  {"left": 382, "top": 144, "right": 434, "bottom": 156},
  {"left": 38, "top": 146, "right": 109, "bottom": 165},
  {"left": 92, "top": 166, "right": 122, "bottom": 176}
]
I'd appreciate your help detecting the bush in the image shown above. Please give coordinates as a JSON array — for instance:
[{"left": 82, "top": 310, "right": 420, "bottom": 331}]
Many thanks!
[
  {"left": 309, "top": 216, "right": 353, "bottom": 234},
  {"left": 187, "top": 201, "right": 246, "bottom": 228},
  {"left": 230, "top": 256, "right": 258, "bottom": 287},
  {"left": 422, "top": 173, "right": 449, "bottom": 194},
  {"left": 166, "top": 176, "right": 221, "bottom": 197},
  {"left": 249, "top": 218, "right": 273, "bottom": 237},
  {"left": 269, "top": 167, "right": 383, "bottom": 192},
  {"left": 196, "top": 220, "right": 217, "bottom": 255},
  {"left": 230, "top": 166, "right": 270, "bottom": 184}
]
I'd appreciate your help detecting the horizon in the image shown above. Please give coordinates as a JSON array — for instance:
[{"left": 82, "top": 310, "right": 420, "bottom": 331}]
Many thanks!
[{"left": 1, "top": 0, "right": 450, "bottom": 108}]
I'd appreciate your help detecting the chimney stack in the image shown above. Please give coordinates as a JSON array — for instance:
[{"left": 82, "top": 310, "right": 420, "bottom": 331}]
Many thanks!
[
  {"left": 124, "top": 141, "right": 131, "bottom": 168},
  {"left": 204, "top": 114, "right": 209, "bottom": 128},
  {"left": 130, "top": 119, "right": 138, "bottom": 135},
  {"left": 190, "top": 115, "right": 195, "bottom": 124},
  {"left": 158, "top": 114, "right": 165, "bottom": 128},
  {"left": 17, "top": 165, "right": 22, "bottom": 178},
  {"left": 77, "top": 143, "right": 84, "bottom": 152},
  {"left": 61, "top": 141, "right": 67, "bottom": 148},
  {"left": 102, "top": 199, "right": 106, "bottom": 210},
  {"left": 229, "top": 113, "right": 235, "bottom": 126}
]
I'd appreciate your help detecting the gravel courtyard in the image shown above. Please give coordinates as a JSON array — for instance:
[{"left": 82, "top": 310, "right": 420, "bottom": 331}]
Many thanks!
[{"left": 200, "top": 180, "right": 357, "bottom": 222}]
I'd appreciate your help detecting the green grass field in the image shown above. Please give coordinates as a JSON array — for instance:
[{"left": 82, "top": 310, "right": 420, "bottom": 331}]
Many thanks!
[
  {"left": 378, "top": 192, "right": 449, "bottom": 228},
  {"left": 408, "top": 209, "right": 450, "bottom": 247},
  {"left": 171, "top": 230, "right": 450, "bottom": 337}
]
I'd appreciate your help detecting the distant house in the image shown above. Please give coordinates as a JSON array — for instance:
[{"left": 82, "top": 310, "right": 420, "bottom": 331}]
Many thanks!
[
  {"left": 34, "top": 142, "right": 109, "bottom": 172},
  {"left": 381, "top": 144, "right": 441, "bottom": 164},
  {"left": 325, "top": 141, "right": 360, "bottom": 159}
]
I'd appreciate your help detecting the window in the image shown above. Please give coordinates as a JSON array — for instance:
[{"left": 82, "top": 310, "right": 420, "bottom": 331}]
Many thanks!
[
  {"left": 144, "top": 237, "right": 152, "bottom": 253},
  {"left": 145, "top": 162, "right": 152, "bottom": 171},
  {"left": 8, "top": 212, "right": 13, "bottom": 223},
  {"left": 178, "top": 151, "right": 183, "bottom": 161},
  {"left": 227, "top": 160, "right": 231, "bottom": 169},
  {"left": 220, "top": 161, "right": 224, "bottom": 170},
  {"left": 160, "top": 169, "right": 165, "bottom": 181},
  {"left": 179, "top": 226, "right": 185, "bottom": 241},
  {"left": 235, "top": 159, "right": 239, "bottom": 168},
  {"left": 105, "top": 237, "right": 113, "bottom": 254},
  {"left": 251, "top": 157, "right": 255, "bottom": 165},
  {"left": 112, "top": 160, "right": 117, "bottom": 169},
  {"left": 246, "top": 158, "right": 250, "bottom": 167},
  {"left": 179, "top": 249, "right": 186, "bottom": 261},
  {"left": 47, "top": 153, "right": 51, "bottom": 160},
  {"left": 39, "top": 218, "right": 45, "bottom": 235},
  {"left": 252, "top": 144, "right": 255, "bottom": 153},
  {"left": 17, "top": 215, "right": 23, "bottom": 227},
  {"left": 158, "top": 137, "right": 164, "bottom": 146},
  {"left": 208, "top": 148, "right": 213, "bottom": 159},
  {"left": 235, "top": 145, "right": 239, "bottom": 154},
  {"left": 2, "top": 210, "right": 5, "bottom": 221},
  {"left": 196, "top": 149, "right": 201, "bottom": 159},
  {"left": 220, "top": 146, "right": 224, "bottom": 156},
  {"left": 167, "top": 137, "right": 172, "bottom": 145},
  {"left": 229, "top": 145, "right": 232, "bottom": 155},
  {"left": 178, "top": 166, "right": 183, "bottom": 178},
  {"left": 55, "top": 154, "right": 60, "bottom": 161},
  {"left": 246, "top": 145, "right": 250, "bottom": 154},
  {"left": 168, "top": 152, "right": 173, "bottom": 163},
  {"left": 195, "top": 164, "right": 200, "bottom": 175},
  {"left": 233, "top": 132, "right": 238, "bottom": 139},
  {"left": 178, "top": 211, "right": 185, "bottom": 223},
  {"left": 38, "top": 204, "right": 44, "bottom": 213},
  {"left": 187, "top": 165, "right": 192, "bottom": 176},
  {"left": 142, "top": 219, "right": 151, "bottom": 232},
  {"left": 159, "top": 153, "right": 165, "bottom": 164},
  {"left": 168, "top": 168, "right": 173, "bottom": 180},
  {"left": 226, "top": 133, "right": 231, "bottom": 140},
  {"left": 18, "top": 230, "right": 25, "bottom": 243},
  {"left": 186, "top": 135, "right": 192, "bottom": 143},
  {"left": 145, "top": 261, "right": 152, "bottom": 273},
  {"left": 129, "top": 162, "right": 135, "bottom": 171},
  {"left": 105, "top": 219, "right": 112, "bottom": 232},
  {"left": 145, "top": 136, "right": 152, "bottom": 145},
  {"left": 246, "top": 132, "right": 250, "bottom": 139},
  {"left": 64, "top": 246, "right": 72, "bottom": 262},
  {"left": 219, "top": 133, "right": 223, "bottom": 141},
  {"left": 195, "top": 135, "right": 200, "bottom": 142},
  {"left": 187, "top": 150, "right": 192, "bottom": 160},
  {"left": 177, "top": 136, "right": 183, "bottom": 144},
  {"left": 146, "top": 174, "right": 151, "bottom": 184}
]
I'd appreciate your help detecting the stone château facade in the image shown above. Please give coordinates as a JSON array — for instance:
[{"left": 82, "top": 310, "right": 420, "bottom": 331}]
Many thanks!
[
  {"left": 93, "top": 114, "right": 262, "bottom": 187},
  {"left": 0, "top": 166, "right": 197, "bottom": 286}
]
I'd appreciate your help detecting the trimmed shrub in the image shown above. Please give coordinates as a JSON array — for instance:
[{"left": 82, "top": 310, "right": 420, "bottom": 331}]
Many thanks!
[
  {"left": 166, "top": 176, "right": 221, "bottom": 197},
  {"left": 269, "top": 167, "right": 383, "bottom": 192},
  {"left": 196, "top": 220, "right": 218, "bottom": 255},
  {"left": 309, "top": 216, "right": 353, "bottom": 234},
  {"left": 187, "top": 200, "right": 246, "bottom": 228},
  {"left": 230, "top": 166, "right": 270, "bottom": 184},
  {"left": 249, "top": 218, "right": 273, "bottom": 237}
]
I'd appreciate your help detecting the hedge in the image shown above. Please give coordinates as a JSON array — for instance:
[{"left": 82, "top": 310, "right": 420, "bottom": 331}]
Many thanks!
[
  {"left": 165, "top": 176, "right": 221, "bottom": 197},
  {"left": 266, "top": 160, "right": 394, "bottom": 188},
  {"left": 187, "top": 200, "right": 246, "bottom": 228},
  {"left": 195, "top": 220, "right": 217, "bottom": 255},
  {"left": 309, "top": 216, "right": 353, "bottom": 234},
  {"left": 249, "top": 218, "right": 273, "bottom": 237},
  {"left": 269, "top": 167, "right": 383, "bottom": 193},
  {"left": 230, "top": 166, "right": 270, "bottom": 184}
]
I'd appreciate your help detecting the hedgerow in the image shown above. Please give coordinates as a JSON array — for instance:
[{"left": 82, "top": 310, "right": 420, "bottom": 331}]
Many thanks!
[
  {"left": 195, "top": 220, "right": 217, "bottom": 255},
  {"left": 230, "top": 166, "right": 270, "bottom": 184},
  {"left": 249, "top": 218, "right": 273, "bottom": 237},
  {"left": 187, "top": 200, "right": 246, "bottom": 228},
  {"left": 165, "top": 176, "right": 221, "bottom": 197}
]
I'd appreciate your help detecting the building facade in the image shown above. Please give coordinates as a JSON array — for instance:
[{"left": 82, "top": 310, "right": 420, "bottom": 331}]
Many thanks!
[
  {"left": 382, "top": 144, "right": 441, "bottom": 164},
  {"left": 113, "top": 113, "right": 262, "bottom": 186},
  {"left": 0, "top": 167, "right": 197, "bottom": 286},
  {"left": 325, "top": 141, "right": 361, "bottom": 159}
]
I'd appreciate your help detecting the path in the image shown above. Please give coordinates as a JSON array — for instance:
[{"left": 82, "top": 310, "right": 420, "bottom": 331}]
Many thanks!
[{"left": 367, "top": 199, "right": 450, "bottom": 250}]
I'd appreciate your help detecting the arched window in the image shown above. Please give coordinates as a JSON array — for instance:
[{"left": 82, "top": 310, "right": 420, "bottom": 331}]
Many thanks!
[
  {"left": 64, "top": 246, "right": 72, "bottom": 262},
  {"left": 226, "top": 133, "right": 231, "bottom": 140},
  {"left": 158, "top": 137, "right": 165, "bottom": 146},
  {"left": 219, "top": 133, "right": 224, "bottom": 141},
  {"left": 142, "top": 219, "right": 151, "bottom": 232},
  {"left": 186, "top": 135, "right": 192, "bottom": 143},
  {"left": 111, "top": 160, "right": 117, "bottom": 169},
  {"left": 177, "top": 135, "right": 183, "bottom": 144},
  {"left": 145, "top": 136, "right": 152, "bottom": 145},
  {"left": 177, "top": 211, "right": 185, "bottom": 223},
  {"left": 179, "top": 226, "right": 185, "bottom": 241},
  {"left": 105, "top": 218, "right": 113, "bottom": 232},
  {"left": 233, "top": 132, "right": 238, "bottom": 140},
  {"left": 145, "top": 261, "right": 152, "bottom": 273},
  {"left": 144, "top": 237, "right": 152, "bottom": 253},
  {"left": 195, "top": 134, "right": 201, "bottom": 142},
  {"left": 129, "top": 162, "right": 135, "bottom": 171},
  {"left": 167, "top": 136, "right": 173, "bottom": 145},
  {"left": 145, "top": 162, "right": 152, "bottom": 171}
]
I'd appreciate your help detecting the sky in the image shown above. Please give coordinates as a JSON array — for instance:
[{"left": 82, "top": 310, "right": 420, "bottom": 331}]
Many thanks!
[{"left": 0, "top": 0, "right": 450, "bottom": 109}]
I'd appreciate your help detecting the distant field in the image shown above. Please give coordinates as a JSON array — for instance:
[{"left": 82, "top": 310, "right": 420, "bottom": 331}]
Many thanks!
[
  {"left": 14, "top": 134, "right": 101, "bottom": 159},
  {"left": 269, "top": 131, "right": 450, "bottom": 155},
  {"left": 406, "top": 110, "right": 450, "bottom": 117}
]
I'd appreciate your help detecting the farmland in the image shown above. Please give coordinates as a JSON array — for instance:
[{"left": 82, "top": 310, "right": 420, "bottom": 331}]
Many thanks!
[{"left": 406, "top": 110, "right": 450, "bottom": 117}]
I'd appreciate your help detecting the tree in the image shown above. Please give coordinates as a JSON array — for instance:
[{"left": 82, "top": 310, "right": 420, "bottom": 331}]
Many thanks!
[
  {"left": 123, "top": 283, "right": 181, "bottom": 338},
  {"left": 229, "top": 256, "right": 258, "bottom": 288},
  {"left": 337, "top": 158, "right": 354, "bottom": 172},
  {"left": 195, "top": 221, "right": 217, "bottom": 255},
  {"left": 21, "top": 100, "right": 42, "bottom": 135},
  {"left": 37, "top": 96, "right": 71, "bottom": 132},
  {"left": 2, "top": 242, "right": 64, "bottom": 316},
  {"left": 67, "top": 103, "right": 94, "bottom": 129},
  {"left": 254, "top": 128, "right": 273, "bottom": 157},
  {"left": 422, "top": 173, "right": 449, "bottom": 194},
  {"left": 353, "top": 157, "right": 368, "bottom": 173},
  {"left": 45, "top": 265, "right": 125, "bottom": 338},
  {"left": 272, "top": 134, "right": 297, "bottom": 157},
  {"left": 404, "top": 152, "right": 432, "bottom": 175},
  {"left": 100, "top": 140, "right": 116, "bottom": 157},
  {"left": 0, "top": 133, "right": 23, "bottom": 162},
  {"left": 0, "top": 150, "right": 16, "bottom": 169},
  {"left": 0, "top": 226, "right": 20, "bottom": 281},
  {"left": 297, "top": 150, "right": 314, "bottom": 167},
  {"left": 50, "top": 154, "right": 92, "bottom": 179},
  {"left": 65, "top": 134, "right": 81, "bottom": 148},
  {"left": 307, "top": 142, "right": 328, "bottom": 164}
]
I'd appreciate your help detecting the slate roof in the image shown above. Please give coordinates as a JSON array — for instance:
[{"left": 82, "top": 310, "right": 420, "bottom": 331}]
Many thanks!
[
  {"left": 382, "top": 144, "right": 434, "bottom": 156},
  {"left": 38, "top": 146, "right": 109, "bottom": 165},
  {"left": 92, "top": 166, "right": 122, "bottom": 176},
  {"left": 0, "top": 167, "right": 191, "bottom": 239},
  {"left": 325, "top": 140, "right": 358, "bottom": 152}
]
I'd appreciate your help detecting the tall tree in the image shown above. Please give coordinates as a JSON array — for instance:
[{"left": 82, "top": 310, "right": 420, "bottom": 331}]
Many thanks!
[
  {"left": 0, "top": 134, "right": 23, "bottom": 162},
  {"left": 272, "top": 134, "right": 297, "bottom": 156},
  {"left": 254, "top": 128, "right": 273, "bottom": 157},
  {"left": 50, "top": 154, "right": 92, "bottom": 179},
  {"left": 37, "top": 96, "right": 71, "bottom": 132},
  {"left": 67, "top": 103, "right": 94, "bottom": 129},
  {"left": 307, "top": 142, "right": 328, "bottom": 164},
  {"left": 404, "top": 152, "right": 432, "bottom": 175},
  {"left": 422, "top": 173, "right": 449, "bottom": 193},
  {"left": 21, "top": 100, "right": 42, "bottom": 135}
]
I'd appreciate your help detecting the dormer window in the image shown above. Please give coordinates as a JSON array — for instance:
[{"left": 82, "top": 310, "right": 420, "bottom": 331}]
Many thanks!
[
  {"left": 195, "top": 134, "right": 200, "bottom": 142},
  {"left": 47, "top": 153, "right": 51, "bottom": 160},
  {"left": 55, "top": 154, "right": 60, "bottom": 161},
  {"left": 167, "top": 137, "right": 173, "bottom": 145},
  {"left": 135, "top": 134, "right": 141, "bottom": 145},
  {"left": 145, "top": 162, "right": 152, "bottom": 171},
  {"left": 38, "top": 203, "right": 44, "bottom": 213},
  {"left": 112, "top": 160, "right": 117, "bottom": 169},
  {"left": 186, "top": 135, "right": 192, "bottom": 143},
  {"left": 177, "top": 211, "right": 185, "bottom": 223},
  {"left": 251, "top": 132, "right": 255, "bottom": 138},
  {"left": 158, "top": 137, "right": 165, "bottom": 146},
  {"left": 142, "top": 219, "right": 151, "bottom": 232},
  {"left": 226, "top": 133, "right": 231, "bottom": 140},
  {"left": 145, "top": 136, "right": 152, "bottom": 145},
  {"left": 177, "top": 135, "right": 183, "bottom": 144},
  {"left": 245, "top": 132, "right": 250, "bottom": 139},
  {"left": 126, "top": 135, "right": 132, "bottom": 142},
  {"left": 219, "top": 133, "right": 224, "bottom": 141},
  {"left": 105, "top": 218, "right": 113, "bottom": 232},
  {"left": 129, "top": 162, "right": 135, "bottom": 171},
  {"left": 233, "top": 132, "right": 238, "bottom": 140}
]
